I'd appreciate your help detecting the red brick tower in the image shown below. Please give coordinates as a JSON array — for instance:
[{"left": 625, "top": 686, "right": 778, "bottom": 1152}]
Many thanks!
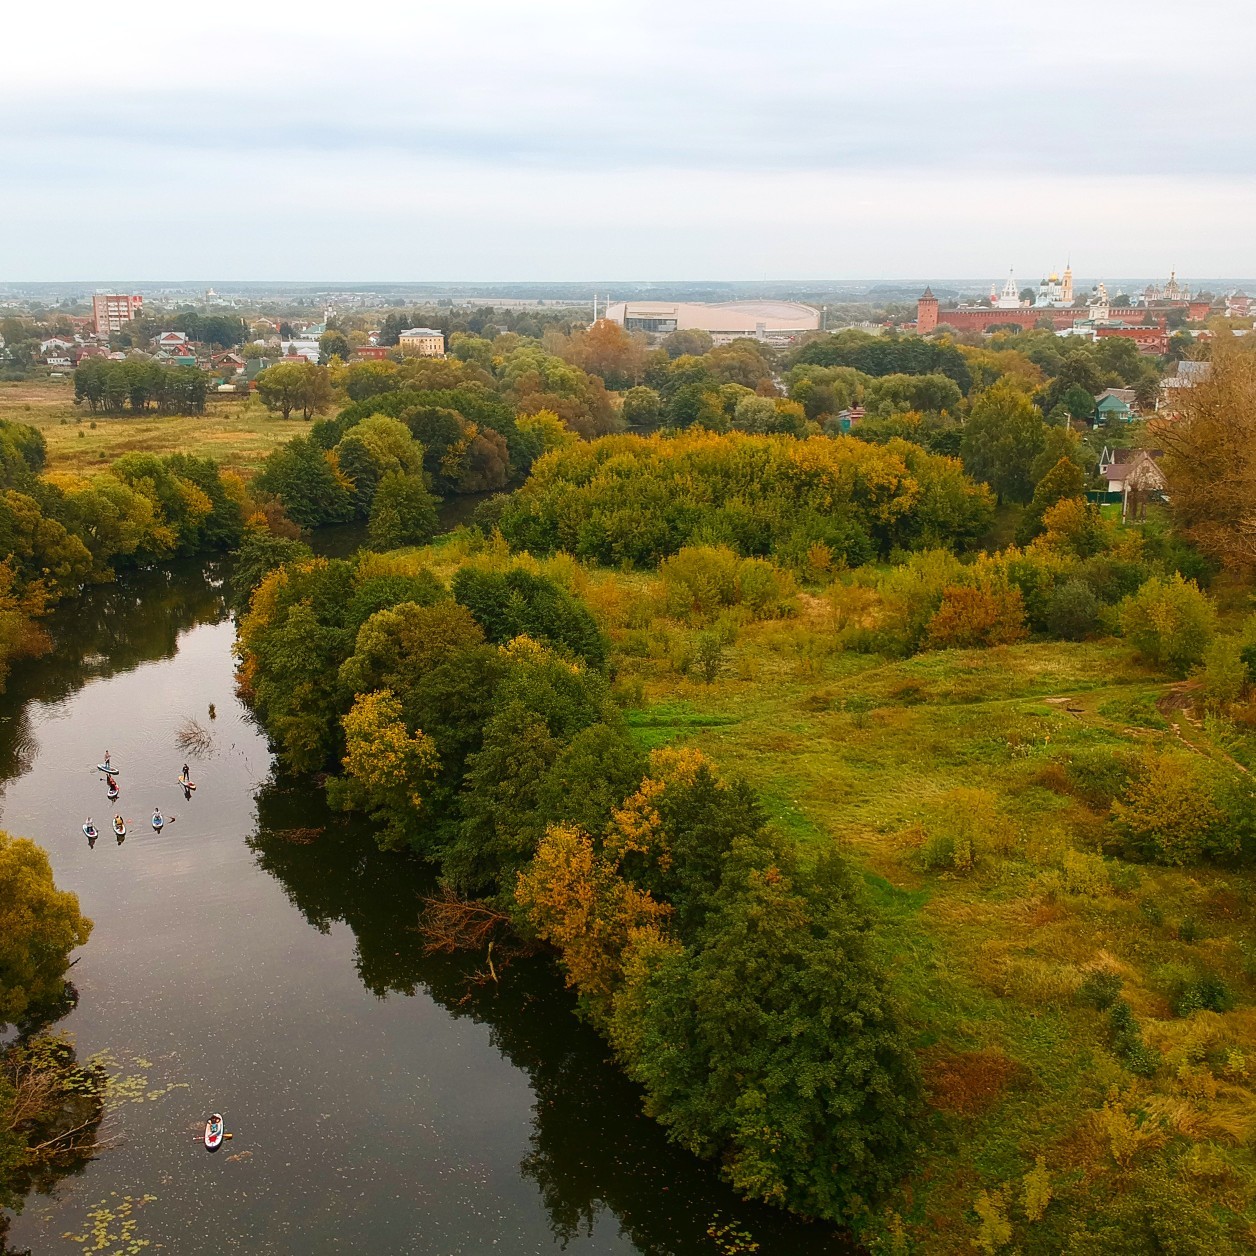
[{"left": 916, "top": 287, "right": 939, "bottom": 334}]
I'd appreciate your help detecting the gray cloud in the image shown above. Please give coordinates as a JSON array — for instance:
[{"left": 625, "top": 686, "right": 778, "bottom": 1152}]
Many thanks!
[{"left": 1, "top": 0, "right": 1253, "bottom": 278}]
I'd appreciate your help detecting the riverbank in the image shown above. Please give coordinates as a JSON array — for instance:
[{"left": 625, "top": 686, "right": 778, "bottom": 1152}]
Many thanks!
[{"left": 0, "top": 559, "right": 849, "bottom": 1254}]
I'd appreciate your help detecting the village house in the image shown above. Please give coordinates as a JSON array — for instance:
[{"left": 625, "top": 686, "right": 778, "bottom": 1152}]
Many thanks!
[
  {"left": 1098, "top": 447, "right": 1167, "bottom": 520},
  {"left": 1094, "top": 388, "right": 1137, "bottom": 424}
]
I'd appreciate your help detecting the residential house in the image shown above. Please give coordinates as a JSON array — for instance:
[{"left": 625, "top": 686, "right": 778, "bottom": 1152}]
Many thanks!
[
  {"left": 1099, "top": 447, "right": 1166, "bottom": 520},
  {"left": 1094, "top": 388, "right": 1136, "bottom": 424},
  {"left": 353, "top": 345, "right": 392, "bottom": 361},
  {"left": 1158, "top": 359, "right": 1210, "bottom": 414},
  {"left": 210, "top": 351, "right": 247, "bottom": 375}
]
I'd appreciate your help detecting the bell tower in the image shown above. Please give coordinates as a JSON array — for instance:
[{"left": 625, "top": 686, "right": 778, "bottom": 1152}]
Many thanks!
[{"left": 917, "top": 287, "right": 939, "bottom": 334}]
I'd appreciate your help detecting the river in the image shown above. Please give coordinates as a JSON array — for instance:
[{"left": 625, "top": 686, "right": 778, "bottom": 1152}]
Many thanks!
[{"left": 1, "top": 559, "right": 848, "bottom": 1254}]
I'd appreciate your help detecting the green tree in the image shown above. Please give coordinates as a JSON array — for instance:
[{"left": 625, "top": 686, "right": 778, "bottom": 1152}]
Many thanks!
[
  {"left": 610, "top": 845, "right": 920, "bottom": 1223},
  {"left": 367, "top": 472, "right": 439, "bottom": 549},
  {"left": 256, "top": 361, "right": 333, "bottom": 421},
  {"left": 661, "top": 329, "right": 714, "bottom": 359},
  {"left": 622, "top": 385, "right": 663, "bottom": 431},
  {"left": 318, "top": 330, "right": 351, "bottom": 365},
  {"left": 1016, "top": 456, "right": 1087, "bottom": 546},
  {"left": 0, "top": 832, "right": 92, "bottom": 1028},
  {"left": 255, "top": 437, "right": 353, "bottom": 528},
  {"left": 1119, "top": 574, "right": 1216, "bottom": 676},
  {"left": 960, "top": 379, "right": 1046, "bottom": 503},
  {"left": 1060, "top": 383, "right": 1096, "bottom": 423}
]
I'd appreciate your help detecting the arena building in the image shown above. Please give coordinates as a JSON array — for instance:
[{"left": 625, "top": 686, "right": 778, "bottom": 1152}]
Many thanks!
[{"left": 601, "top": 299, "right": 820, "bottom": 345}]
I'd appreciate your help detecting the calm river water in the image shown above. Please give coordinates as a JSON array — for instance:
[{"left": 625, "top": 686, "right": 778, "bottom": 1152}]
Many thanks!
[{"left": 2, "top": 560, "right": 848, "bottom": 1254}]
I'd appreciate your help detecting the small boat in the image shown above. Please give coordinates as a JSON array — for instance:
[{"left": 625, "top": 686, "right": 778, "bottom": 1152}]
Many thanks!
[
  {"left": 112, "top": 816, "right": 126, "bottom": 838},
  {"left": 97, "top": 763, "right": 119, "bottom": 774},
  {"left": 204, "top": 1113, "right": 224, "bottom": 1151},
  {"left": 151, "top": 811, "right": 164, "bottom": 831}
]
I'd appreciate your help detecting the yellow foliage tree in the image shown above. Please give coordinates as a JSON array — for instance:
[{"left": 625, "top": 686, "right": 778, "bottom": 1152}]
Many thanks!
[
  {"left": 0, "top": 831, "right": 92, "bottom": 1027},
  {"left": 337, "top": 689, "right": 440, "bottom": 850},
  {"left": 516, "top": 823, "right": 671, "bottom": 1024}
]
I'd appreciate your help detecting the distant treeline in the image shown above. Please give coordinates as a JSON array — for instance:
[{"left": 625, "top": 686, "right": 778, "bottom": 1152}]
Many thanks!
[{"left": 74, "top": 359, "right": 208, "bottom": 415}]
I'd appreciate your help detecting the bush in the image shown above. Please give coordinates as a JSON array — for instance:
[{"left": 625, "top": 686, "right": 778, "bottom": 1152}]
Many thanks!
[
  {"left": 1196, "top": 637, "right": 1249, "bottom": 710},
  {"left": 1111, "top": 753, "right": 1228, "bottom": 865},
  {"left": 1169, "top": 969, "right": 1234, "bottom": 1017},
  {"left": 925, "top": 580, "right": 1028, "bottom": 650},
  {"left": 1119, "top": 574, "right": 1216, "bottom": 676},
  {"left": 1108, "top": 999, "right": 1160, "bottom": 1075},
  {"left": 1045, "top": 578, "right": 1101, "bottom": 640},
  {"left": 1063, "top": 747, "right": 1139, "bottom": 810},
  {"left": 1077, "top": 970, "right": 1123, "bottom": 1010}
]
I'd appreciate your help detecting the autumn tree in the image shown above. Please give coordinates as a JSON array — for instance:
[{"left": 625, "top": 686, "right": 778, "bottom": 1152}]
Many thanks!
[
  {"left": 0, "top": 832, "right": 92, "bottom": 1028},
  {"left": 330, "top": 689, "right": 440, "bottom": 851},
  {"left": 1158, "top": 346, "right": 1256, "bottom": 572},
  {"left": 516, "top": 823, "right": 671, "bottom": 1023}
]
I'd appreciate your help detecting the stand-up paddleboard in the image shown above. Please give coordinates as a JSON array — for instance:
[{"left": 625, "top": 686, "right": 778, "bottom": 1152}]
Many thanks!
[
  {"left": 152, "top": 811, "right": 164, "bottom": 831},
  {"left": 83, "top": 823, "right": 98, "bottom": 840},
  {"left": 204, "top": 1113, "right": 224, "bottom": 1151},
  {"left": 112, "top": 816, "right": 126, "bottom": 838},
  {"left": 97, "top": 764, "right": 118, "bottom": 774},
  {"left": 178, "top": 778, "right": 196, "bottom": 791},
  {"left": 107, "top": 784, "right": 119, "bottom": 800}
]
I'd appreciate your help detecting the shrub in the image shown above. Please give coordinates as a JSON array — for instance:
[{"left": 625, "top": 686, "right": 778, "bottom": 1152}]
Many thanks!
[
  {"left": 1169, "top": 969, "right": 1234, "bottom": 1017},
  {"left": 916, "top": 788, "right": 1014, "bottom": 873},
  {"left": 658, "top": 545, "right": 740, "bottom": 617},
  {"left": 1077, "top": 970, "right": 1123, "bottom": 1010},
  {"left": 1108, "top": 999, "right": 1160, "bottom": 1075},
  {"left": 1045, "top": 577, "right": 1101, "bottom": 640},
  {"left": 1119, "top": 574, "right": 1216, "bottom": 676},
  {"left": 1111, "top": 753, "right": 1228, "bottom": 865},
  {"left": 925, "top": 580, "right": 1028, "bottom": 650},
  {"left": 1063, "top": 747, "right": 1138, "bottom": 810},
  {"left": 1196, "top": 637, "right": 1249, "bottom": 710}
]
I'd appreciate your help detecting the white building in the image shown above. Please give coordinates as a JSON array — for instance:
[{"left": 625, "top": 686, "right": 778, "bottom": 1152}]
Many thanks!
[
  {"left": 601, "top": 300, "right": 820, "bottom": 345},
  {"left": 398, "top": 327, "right": 445, "bottom": 357}
]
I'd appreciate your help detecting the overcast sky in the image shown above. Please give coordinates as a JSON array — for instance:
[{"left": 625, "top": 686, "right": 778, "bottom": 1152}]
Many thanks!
[{"left": 3, "top": 0, "right": 1253, "bottom": 282}]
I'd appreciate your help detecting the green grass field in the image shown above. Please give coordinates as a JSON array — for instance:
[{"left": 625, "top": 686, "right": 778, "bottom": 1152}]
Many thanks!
[
  {"left": 587, "top": 573, "right": 1256, "bottom": 1250},
  {"left": 0, "top": 377, "right": 309, "bottom": 476}
]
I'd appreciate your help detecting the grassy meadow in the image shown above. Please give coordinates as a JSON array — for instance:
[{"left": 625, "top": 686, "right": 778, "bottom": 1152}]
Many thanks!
[
  {"left": 0, "top": 377, "right": 308, "bottom": 476},
  {"left": 608, "top": 591, "right": 1256, "bottom": 1247}
]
